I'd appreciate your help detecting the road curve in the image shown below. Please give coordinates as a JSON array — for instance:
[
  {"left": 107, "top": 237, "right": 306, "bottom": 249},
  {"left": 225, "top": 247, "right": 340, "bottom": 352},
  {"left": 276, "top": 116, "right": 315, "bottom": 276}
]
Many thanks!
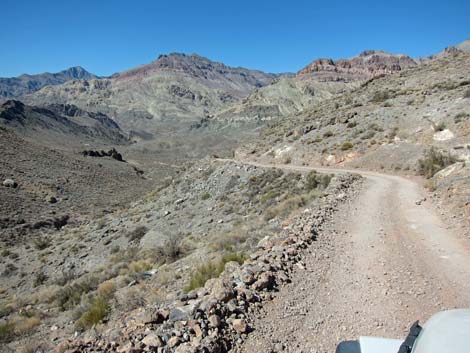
[{"left": 219, "top": 160, "right": 470, "bottom": 353}]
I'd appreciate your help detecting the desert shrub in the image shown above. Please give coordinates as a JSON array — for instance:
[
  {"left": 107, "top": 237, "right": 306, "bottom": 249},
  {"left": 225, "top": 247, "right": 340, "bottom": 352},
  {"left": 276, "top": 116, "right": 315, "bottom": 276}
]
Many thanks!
[
  {"left": 431, "top": 81, "right": 459, "bottom": 91},
  {"left": 454, "top": 112, "right": 469, "bottom": 123},
  {"left": 110, "top": 245, "right": 120, "bottom": 254},
  {"left": 340, "top": 142, "right": 354, "bottom": 150},
  {"left": 306, "top": 170, "right": 332, "bottom": 191},
  {"left": 0, "top": 316, "right": 37, "bottom": 342},
  {"left": 33, "top": 272, "right": 47, "bottom": 287},
  {"left": 260, "top": 190, "right": 280, "bottom": 204},
  {"left": 75, "top": 295, "right": 110, "bottom": 329},
  {"left": 97, "top": 281, "right": 116, "bottom": 297},
  {"left": 95, "top": 218, "right": 106, "bottom": 230},
  {"left": 283, "top": 156, "right": 292, "bottom": 164},
  {"left": 264, "top": 195, "right": 308, "bottom": 221},
  {"left": 109, "top": 246, "right": 139, "bottom": 264},
  {"left": 3, "top": 263, "right": 17, "bottom": 276},
  {"left": 424, "top": 179, "right": 436, "bottom": 191},
  {"left": 54, "top": 268, "right": 77, "bottom": 286},
  {"left": 32, "top": 237, "right": 51, "bottom": 250},
  {"left": 185, "top": 253, "right": 246, "bottom": 292},
  {"left": 221, "top": 252, "right": 246, "bottom": 265},
  {"left": 361, "top": 130, "right": 376, "bottom": 140},
  {"left": 127, "top": 260, "right": 152, "bottom": 274},
  {"left": 371, "top": 90, "right": 389, "bottom": 103},
  {"left": 346, "top": 121, "right": 357, "bottom": 128},
  {"left": 0, "top": 305, "right": 13, "bottom": 319},
  {"left": 159, "top": 237, "right": 187, "bottom": 263},
  {"left": 323, "top": 131, "right": 334, "bottom": 138},
  {"left": 210, "top": 229, "right": 249, "bottom": 252},
  {"left": 126, "top": 226, "right": 148, "bottom": 243},
  {"left": 56, "top": 275, "right": 100, "bottom": 311},
  {"left": 418, "top": 148, "right": 457, "bottom": 178},
  {"left": 15, "top": 317, "right": 40, "bottom": 335},
  {"left": 464, "top": 89, "right": 470, "bottom": 98},
  {"left": 201, "top": 192, "right": 211, "bottom": 200},
  {"left": 0, "top": 321, "right": 15, "bottom": 343},
  {"left": 435, "top": 122, "right": 446, "bottom": 131}
]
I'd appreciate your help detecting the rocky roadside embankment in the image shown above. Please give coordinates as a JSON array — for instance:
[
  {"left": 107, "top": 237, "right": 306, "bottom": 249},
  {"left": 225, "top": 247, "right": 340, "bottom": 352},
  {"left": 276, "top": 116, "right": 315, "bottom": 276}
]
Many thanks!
[{"left": 56, "top": 173, "right": 362, "bottom": 353}]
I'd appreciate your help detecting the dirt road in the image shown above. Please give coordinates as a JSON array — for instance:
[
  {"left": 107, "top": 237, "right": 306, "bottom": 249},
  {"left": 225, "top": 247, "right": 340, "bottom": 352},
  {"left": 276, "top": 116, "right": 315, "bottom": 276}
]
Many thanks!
[{"left": 225, "top": 161, "right": 470, "bottom": 353}]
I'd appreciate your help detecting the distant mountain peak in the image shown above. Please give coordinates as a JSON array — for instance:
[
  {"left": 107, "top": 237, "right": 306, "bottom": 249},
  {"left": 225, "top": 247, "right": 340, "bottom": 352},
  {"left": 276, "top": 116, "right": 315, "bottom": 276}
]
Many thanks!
[{"left": 0, "top": 67, "right": 98, "bottom": 99}]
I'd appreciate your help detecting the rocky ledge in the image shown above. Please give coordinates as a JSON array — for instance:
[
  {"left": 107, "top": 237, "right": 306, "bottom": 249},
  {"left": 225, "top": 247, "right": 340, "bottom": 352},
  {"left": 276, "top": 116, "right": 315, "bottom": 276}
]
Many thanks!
[{"left": 56, "top": 172, "right": 363, "bottom": 353}]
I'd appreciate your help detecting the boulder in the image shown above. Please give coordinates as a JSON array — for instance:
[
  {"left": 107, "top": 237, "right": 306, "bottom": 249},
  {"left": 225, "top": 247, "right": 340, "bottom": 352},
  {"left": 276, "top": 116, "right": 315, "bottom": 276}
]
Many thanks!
[
  {"left": 142, "top": 333, "right": 163, "bottom": 348},
  {"left": 208, "top": 314, "right": 222, "bottom": 328},
  {"left": 167, "top": 336, "right": 180, "bottom": 348},
  {"left": 3, "top": 179, "right": 17, "bottom": 188},
  {"left": 211, "top": 279, "right": 235, "bottom": 302},
  {"left": 169, "top": 304, "right": 195, "bottom": 322},
  {"left": 232, "top": 319, "right": 248, "bottom": 333},
  {"left": 253, "top": 272, "right": 275, "bottom": 290}
]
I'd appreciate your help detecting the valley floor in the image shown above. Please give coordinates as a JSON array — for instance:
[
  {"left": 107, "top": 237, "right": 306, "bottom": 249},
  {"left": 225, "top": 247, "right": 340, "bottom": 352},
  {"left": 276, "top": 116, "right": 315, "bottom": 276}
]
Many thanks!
[{"left": 232, "top": 163, "right": 470, "bottom": 353}]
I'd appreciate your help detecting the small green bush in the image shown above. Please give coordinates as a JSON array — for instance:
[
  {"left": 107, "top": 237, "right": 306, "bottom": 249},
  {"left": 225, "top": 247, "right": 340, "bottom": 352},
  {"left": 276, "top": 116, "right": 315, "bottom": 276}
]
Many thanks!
[
  {"left": 75, "top": 296, "right": 110, "bottom": 329},
  {"left": 371, "top": 91, "right": 389, "bottom": 103},
  {"left": 56, "top": 275, "right": 100, "bottom": 311},
  {"left": 32, "top": 237, "right": 51, "bottom": 250},
  {"left": 0, "top": 305, "right": 13, "bottom": 319},
  {"left": 260, "top": 190, "right": 280, "bottom": 204},
  {"left": 159, "top": 237, "right": 187, "bottom": 263},
  {"left": 454, "top": 112, "right": 469, "bottom": 123},
  {"left": 346, "top": 121, "right": 357, "bottom": 128},
  {"left": 306, "top": 171, "right": 332, "bottom": 191},
  {"left": 185, "top": 253, "right": 246, "bottom": 292},
  {"left": 0, "top": 321, "right": 15, "bottom": 343},
  {"left": 201, "top": 192, "right": 211, "bottom": 200},
  {"left": 33, "top": 272, "right": 47, "bottom": 287},
  {"left": 418, "top": 148, "right": 457, "bottom": 178},
  {"left": 340, "top": 142, "right": 354, "bottom": 150},
  {"left": 126, "top": 226, "right": 148, "bottom": 243}
]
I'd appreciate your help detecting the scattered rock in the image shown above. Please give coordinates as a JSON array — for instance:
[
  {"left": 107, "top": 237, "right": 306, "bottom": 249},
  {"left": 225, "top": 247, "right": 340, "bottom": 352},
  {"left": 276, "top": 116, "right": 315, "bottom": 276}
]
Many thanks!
[
  {"left": 232, "top": 319, "right": 249, "bottom": 333},
  {"left": 167, "top": 336, "right": 180, "bottom": 348},
  {"left": 208, "top": 314, "right": 222, "bottom": 328},
  {"left": 142, "top": 333, "right": 163, "bottom": 348},
  {"left": 3, "top": 179, "right": 17, "bottom": 188}
]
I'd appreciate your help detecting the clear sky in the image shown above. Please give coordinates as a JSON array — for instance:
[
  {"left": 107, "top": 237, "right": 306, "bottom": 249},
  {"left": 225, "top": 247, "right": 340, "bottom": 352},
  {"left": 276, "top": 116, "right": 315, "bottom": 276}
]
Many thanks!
[{"left": 1, "top": 0, "right": 469, "bottom": 77}]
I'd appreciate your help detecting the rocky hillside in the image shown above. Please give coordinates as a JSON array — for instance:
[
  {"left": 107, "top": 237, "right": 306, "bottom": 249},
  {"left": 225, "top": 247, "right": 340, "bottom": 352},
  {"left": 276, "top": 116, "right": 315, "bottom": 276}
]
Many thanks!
[
  {"left": 0, "top": 158, "right": 357, "bottom": 352},
  {"left": 210, "top": 49, "right": 421, "bottom": 125},
  {"left": 297, "top": 50, "right": 417, "bottom": 81},
  {"left": 0, "top": 67, "right": 98, "bottom": 99},
  {"left": 0, "top": 100, "right": 128, "bottom": 147},
  {"left": 0, "top": 128, "right": 153, "bottom": 242},
  {"left": 243, "top": 52, "right": 470, "bottom": 168},
  {"left": 21, "top": 54, "right": 279, "bottom": 134},
  {"left": 211, "top": 42, "right": 470, "bottom": 126},
  {"left": 239, "top": 52, "right": 470, "bottom": 223},
  {"left": 212, "top": 77, "right": 354, "bottom": 125}
]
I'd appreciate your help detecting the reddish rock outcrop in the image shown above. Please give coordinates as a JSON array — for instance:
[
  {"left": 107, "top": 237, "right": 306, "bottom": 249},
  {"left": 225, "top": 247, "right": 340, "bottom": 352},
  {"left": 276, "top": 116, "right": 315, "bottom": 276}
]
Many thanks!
[{"left": 297, "top": 50, "right": 417, "bottom": 81}]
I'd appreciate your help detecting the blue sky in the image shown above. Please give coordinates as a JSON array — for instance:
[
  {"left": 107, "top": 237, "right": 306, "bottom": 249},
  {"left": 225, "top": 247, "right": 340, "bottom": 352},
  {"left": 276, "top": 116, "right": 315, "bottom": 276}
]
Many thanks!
[{"left": 1, "top": 0, "right": 469, "bottom": 77}]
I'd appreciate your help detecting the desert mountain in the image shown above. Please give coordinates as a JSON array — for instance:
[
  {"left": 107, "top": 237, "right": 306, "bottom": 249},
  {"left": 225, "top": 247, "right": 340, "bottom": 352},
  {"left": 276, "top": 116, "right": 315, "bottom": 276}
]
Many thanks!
[
  {"left": 418, "top": 39, "right": 470, "bottom": 63},
  {"left": 0, "top": 100, "right": 127, "bottom": 146},
  {"left": 211, "top": 44, "right": 469, "bottom": 125},
  {"left": 211, "top": 49, "right": 417, "bottom": 124},
  {"left": 0, "top": 66, "right": 98, "bottom": 99},
  {"left": 241, "top": 52, "right": 470, "bottom": 204},
  {"left": 21, "top": 53, "right": 279, "bottom": 134}
]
